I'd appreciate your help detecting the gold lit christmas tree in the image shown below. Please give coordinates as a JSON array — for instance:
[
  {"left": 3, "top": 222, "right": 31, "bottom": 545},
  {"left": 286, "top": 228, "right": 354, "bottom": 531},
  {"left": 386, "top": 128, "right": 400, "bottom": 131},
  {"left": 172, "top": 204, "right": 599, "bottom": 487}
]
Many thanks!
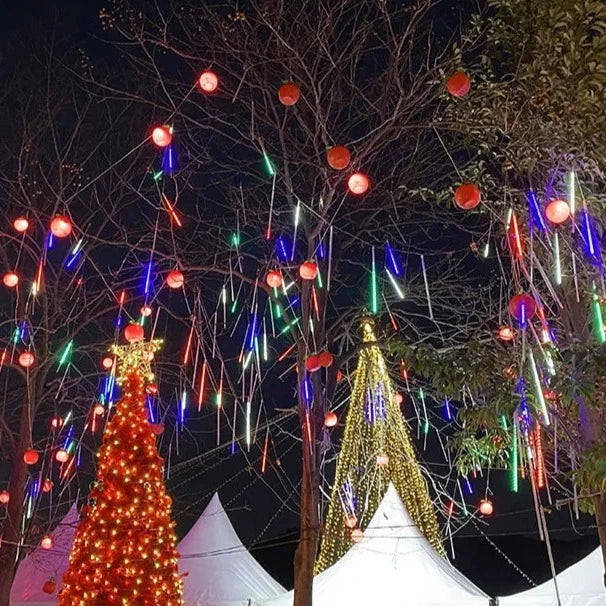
[
  {"left": 316, "top": 319, "right": 444, "bottom": 572},
  {"left": 59, "top": 339, "right": 183, "bottom": 606}
]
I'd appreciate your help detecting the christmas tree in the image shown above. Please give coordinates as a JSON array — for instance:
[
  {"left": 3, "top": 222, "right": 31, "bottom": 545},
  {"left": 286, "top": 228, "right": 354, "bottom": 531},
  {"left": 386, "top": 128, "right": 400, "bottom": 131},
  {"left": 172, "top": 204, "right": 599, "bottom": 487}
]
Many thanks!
[
  {"left": 316, "top": 318, "right": 444, "bottom": 572},
  {"left": 59, "top": 339, "right": 183, "bottom": 606}
]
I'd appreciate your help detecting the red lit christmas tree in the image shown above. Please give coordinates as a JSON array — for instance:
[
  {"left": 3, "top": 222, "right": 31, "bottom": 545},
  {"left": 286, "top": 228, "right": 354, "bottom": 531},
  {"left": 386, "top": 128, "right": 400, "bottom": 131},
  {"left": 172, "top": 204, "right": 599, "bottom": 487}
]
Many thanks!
[{"left": 59, "top": 339, "right": 183, "bottom": 606}]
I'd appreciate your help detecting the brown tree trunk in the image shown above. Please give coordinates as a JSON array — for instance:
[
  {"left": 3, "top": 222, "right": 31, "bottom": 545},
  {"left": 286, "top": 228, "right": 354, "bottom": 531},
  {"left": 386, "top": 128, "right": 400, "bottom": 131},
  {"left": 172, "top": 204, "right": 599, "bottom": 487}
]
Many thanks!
[
  {"left": 0, "top": 385, "right": 36, "bottom": 606},
  {"left": 293, "top": 429, "right": 320, "bottom": 606},
  {"left": 0, "top": 449, "right": 30, "bottom": 606},
  {"left": 593, "top": 494, "right": 606, "bottom": 589}
]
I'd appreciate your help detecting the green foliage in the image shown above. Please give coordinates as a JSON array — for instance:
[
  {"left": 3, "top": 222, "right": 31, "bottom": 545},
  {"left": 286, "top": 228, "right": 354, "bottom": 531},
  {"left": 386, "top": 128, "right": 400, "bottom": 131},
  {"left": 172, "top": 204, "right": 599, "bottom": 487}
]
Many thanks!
[{"left": 446, "top": 0, "right": 606, "bottom": 178}]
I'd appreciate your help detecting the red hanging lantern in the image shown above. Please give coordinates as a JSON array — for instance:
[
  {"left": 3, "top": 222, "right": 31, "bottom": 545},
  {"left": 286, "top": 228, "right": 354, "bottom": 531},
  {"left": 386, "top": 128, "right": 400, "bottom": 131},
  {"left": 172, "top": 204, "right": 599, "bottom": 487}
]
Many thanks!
[
  {"left": 166, "top": 269, "right": 184, "bottom": 289},
  {"left": 3, "top": 272, "right": 19, "bottom": 288},
  {"left": 317, "top": 351, "right": 333, "bottom": 368},
  {"left": 0, "top": 491, "right": 10, "bottom": 504},
  {"left": 151, "top": 126, "right": 172, "bottom": 148},
  {"left": 151, "top": 423, "right": 165, "bottom": 435},
  {"left": 347, "top": 172, "right": 370, "bottom": 195},
  {"left": 101, "top": 356, "right": 113, "bottom": 370},
  {"left": 266, "top": 270, "right": 283, "bottom": 289},
  {"left": 50, "top": 215, "right": 72, "bottom": 238},
  {"left": 40, "top": 535, "right": 54, "bottom": 550},
  {"left": 42, "top": 579, "right": 57, "bottom": 595},
  {"left": 446, "top": 71, "right": 471, "bottom": 97},
  {"left": 55, "top": 449, "right": 69, "bottom": 463},
  {"left": 94, "top": 404, "right": 105, "bottom": 416},
  {"left": 23, "top": 449, "right": 39, "bottom": 465},
  {"left": 305, "top": 355, "right": 321, "bottom": 372},
  {"left": 324, "top": 412, "right": 338, "bottom": 428},
  {"left": 299, "top": 261, "right": 318, "bottom": 281},
  {"left": 124, "top": 323, "right": 144, "bottom": 343},
  {"left": 140, "top": 305, "right": 153, "bottom": 317},
  {"left": 198, "top": 70, "right": 219, "bottom": 93},
  {"left": 326, "top": 146, "right": 351, "bottom": 170},
  {"left": 497, "top": 326, "right": 515, "bottom": 341},
  {"left": 454, "top": 184, "right": 481, "bottom": 210},
  {"left": 508, "top": 293, "right": 536, "bottom": 323},
  {"left": 13, "top": 217, "right": 29, "bottom": 233},
  {"left": 278, "top": 82, "right": 300, "bottom": 106},
  {"left": 51, "top": 417, "right": 63, "bottom": 430},
  {"left": 42, "top": 479, "right": 53, "bottom": 493},
  {"left": 336, "top": 369, "right": 344, "bottom": 382},
  {"left": 545, "top": 199, "right": 570, "bottom": 224},
  {"left": 479, "top": 499, "right": 494, "bottom": 516},
  {"left": 18, "top": 352, "right": 35, "bottom": 368}
]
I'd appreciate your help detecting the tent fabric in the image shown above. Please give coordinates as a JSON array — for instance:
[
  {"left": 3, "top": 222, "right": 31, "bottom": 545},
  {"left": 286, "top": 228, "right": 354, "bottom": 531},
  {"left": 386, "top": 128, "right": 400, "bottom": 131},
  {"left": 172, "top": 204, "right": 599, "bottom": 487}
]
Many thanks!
[
  {"left": 263, "top": 483, "right": 491, "bottom": 606},
  {"left": 10, "top": 504, "right": 79, "bottom": 605},
  {"left": 178, "top": 492, "right": 285, "bottom": 606},
  {"left": 499, "top": 547, "right": 606, "bottom": 606}
]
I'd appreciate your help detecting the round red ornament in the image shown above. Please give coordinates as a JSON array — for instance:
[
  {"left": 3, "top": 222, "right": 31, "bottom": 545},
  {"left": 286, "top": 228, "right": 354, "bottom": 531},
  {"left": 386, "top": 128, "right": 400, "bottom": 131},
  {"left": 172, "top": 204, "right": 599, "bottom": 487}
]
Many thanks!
[
  {"left": 141, "top": 305, "right": 153, "bottom": 317},
  {"left": 3, "top": 272, "right": 19, "bottom": 288},
  {"left": 266, "top": 270, "right": 283, "bottom": 289},
  {"left": 166, "top": 269, "right": 184, "bottom": 289},
  {"left": 23, "top": 449, "right": 39, "bottom": 465},
  {"left": 42, "top": 479, "right": 53, "bottom": 493},
  {"left": 305, "top": 355, "right": 321, "bottom": 372},
  {"left": 18, "top": 352, "right": 35, "bottom": 368},
  {"left": 94, "top": 404, "right": 105, "bottom": 416},
  {"left": 50, "top": 215, "right": 72, "bottom": 238},
  {"left": 55, "top": 449, "right": 69, "bottom": 463},
  {"left": 40, "top": 535, "right": 54, "bottom": 550},
  {"left": 393, "top": 392, "right": 403, "bottom": 405},
  {"left": 102, "top": 356, "right": 114, "bottom": 370},
  {"left": 0, "top": 491, "right": 10, "bottom": 504},
  {"left": 376, "top": 453, "right": 389, "bottom": 467},
  {"left": 327, "top": 146, "right": 351, "bottom": 170},
  {"left": 508, "top": 293, "right": 536, "bottom": 323},
  {"left": 13, "top": 217, "right": 29, "bottom": 233},
  {"left": 42, "top": 579, "right": 57, "bottom": 595},
  {"left": 124, "top": 323, "right": 144, "bottom": 343},
  {"left": 278, "top": 82, "right": 300, "bottom": 106},
  {"left": 454, "top": 184, "right": 481, "bottom": 210},
  {"left": 317, "top": 351, "right": 333, "bottom": 367},
  {"left": 345, "top": 514, "right": 357, "bottom": 529},
  {"left": 199, "top": 70, "right": 219, "bottom": 93},
  {"left": 446, "top": 71, "right": 471, "bottom": 97},
  {"left": 151, "top": 423, "right": 165, "bottom": 435},
  {"left": 497, "top": 326, "right": 515, "bottom": 341},
  {"left": 351, "top": 528, "right": 364, "bottom": 543},
  {"left": 299, "top": 261, "right": 318, "bottom": 281},
  {"left": 324, "top": 412, "right": 338, "bottom": 428},
  {"left": 479, "top": 499, "right": 494, "bottom": 516},
  {"left": 151, "top": 126, "right": 172, "bottom": 148},
  {"left": 348, "top": 172, "right": 370, "bottom": 195},
  {"left": 545, "top": 199, "right": 570, "bottom": 224}
]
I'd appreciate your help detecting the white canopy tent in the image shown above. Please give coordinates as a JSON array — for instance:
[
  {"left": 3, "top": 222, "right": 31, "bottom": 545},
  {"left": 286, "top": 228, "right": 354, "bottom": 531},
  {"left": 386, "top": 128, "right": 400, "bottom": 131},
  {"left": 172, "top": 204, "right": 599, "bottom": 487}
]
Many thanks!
[
  {"left": 499, "top": 547, "right": 605, "bottom": 606},
  {"left": 263, "top": 483, "right": 491, "bottom": 606},
  {"left": 178, "top": 492, "right": 285, "bottom": 606},
  {"left": 10, "top": 504, "right": 79, "bottom": 605}
]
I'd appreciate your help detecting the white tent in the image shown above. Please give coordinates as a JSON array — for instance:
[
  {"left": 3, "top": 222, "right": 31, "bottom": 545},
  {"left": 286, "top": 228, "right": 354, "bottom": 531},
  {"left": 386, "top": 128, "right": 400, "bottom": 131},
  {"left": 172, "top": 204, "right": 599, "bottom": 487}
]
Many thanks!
[
  {"left": 178, "top": 492, "right": 285, "bottom": 606},
  {"left": 499, "top": 547, "right": 605, "bottom": 606},
  {"left": 10, "top": 504, "right": 79, "bottom": 605},
  {"left": 263, "top": 483, "right": 491, "bottom": 606}
]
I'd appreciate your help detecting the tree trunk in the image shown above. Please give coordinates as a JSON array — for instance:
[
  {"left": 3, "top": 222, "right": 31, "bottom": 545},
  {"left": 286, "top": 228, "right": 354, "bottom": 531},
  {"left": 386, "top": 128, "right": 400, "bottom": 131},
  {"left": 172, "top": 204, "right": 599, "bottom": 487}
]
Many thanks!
[
  {"left": 0, "top": 386, "right": 35, "bottom": 606},
  {"left": 593, "top": 494, "right": 606, "bottom": 589},
  {"left": 293, "top": 428, "right": 320, "bottom": 606},
  {"left": 0, "top": 452, "right": 29, "bottom": 606}
]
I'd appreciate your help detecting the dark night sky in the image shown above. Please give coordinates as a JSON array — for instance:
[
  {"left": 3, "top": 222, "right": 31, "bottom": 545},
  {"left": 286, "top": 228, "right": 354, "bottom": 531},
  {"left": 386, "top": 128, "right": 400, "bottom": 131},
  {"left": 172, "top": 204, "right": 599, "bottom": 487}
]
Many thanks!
[{"left": 0, "top": 0, "right": 601, "bottom": 599}]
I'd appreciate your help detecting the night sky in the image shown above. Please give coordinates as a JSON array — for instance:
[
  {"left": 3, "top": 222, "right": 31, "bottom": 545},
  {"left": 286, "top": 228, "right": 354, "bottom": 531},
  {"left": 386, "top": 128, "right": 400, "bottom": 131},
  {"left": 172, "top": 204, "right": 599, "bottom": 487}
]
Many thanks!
[{"left": 0, "top": 0, "right": 600, "bottom": 598}]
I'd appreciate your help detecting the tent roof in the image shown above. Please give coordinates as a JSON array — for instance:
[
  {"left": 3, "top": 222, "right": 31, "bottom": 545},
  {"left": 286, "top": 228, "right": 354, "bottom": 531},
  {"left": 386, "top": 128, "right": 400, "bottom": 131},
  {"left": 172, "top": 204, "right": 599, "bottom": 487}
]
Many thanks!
[
  {"left": 10, "top": 504, "right": 79, "bottom": 605},
  {"left": 499, "top": 547, "right": 605, "bottom": 606},
  {"left": 263, "top": 483, "right": 490, "bottom": 606},
  {"left": 178, "top": 492, "right": 285, "bottom": 606}
]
